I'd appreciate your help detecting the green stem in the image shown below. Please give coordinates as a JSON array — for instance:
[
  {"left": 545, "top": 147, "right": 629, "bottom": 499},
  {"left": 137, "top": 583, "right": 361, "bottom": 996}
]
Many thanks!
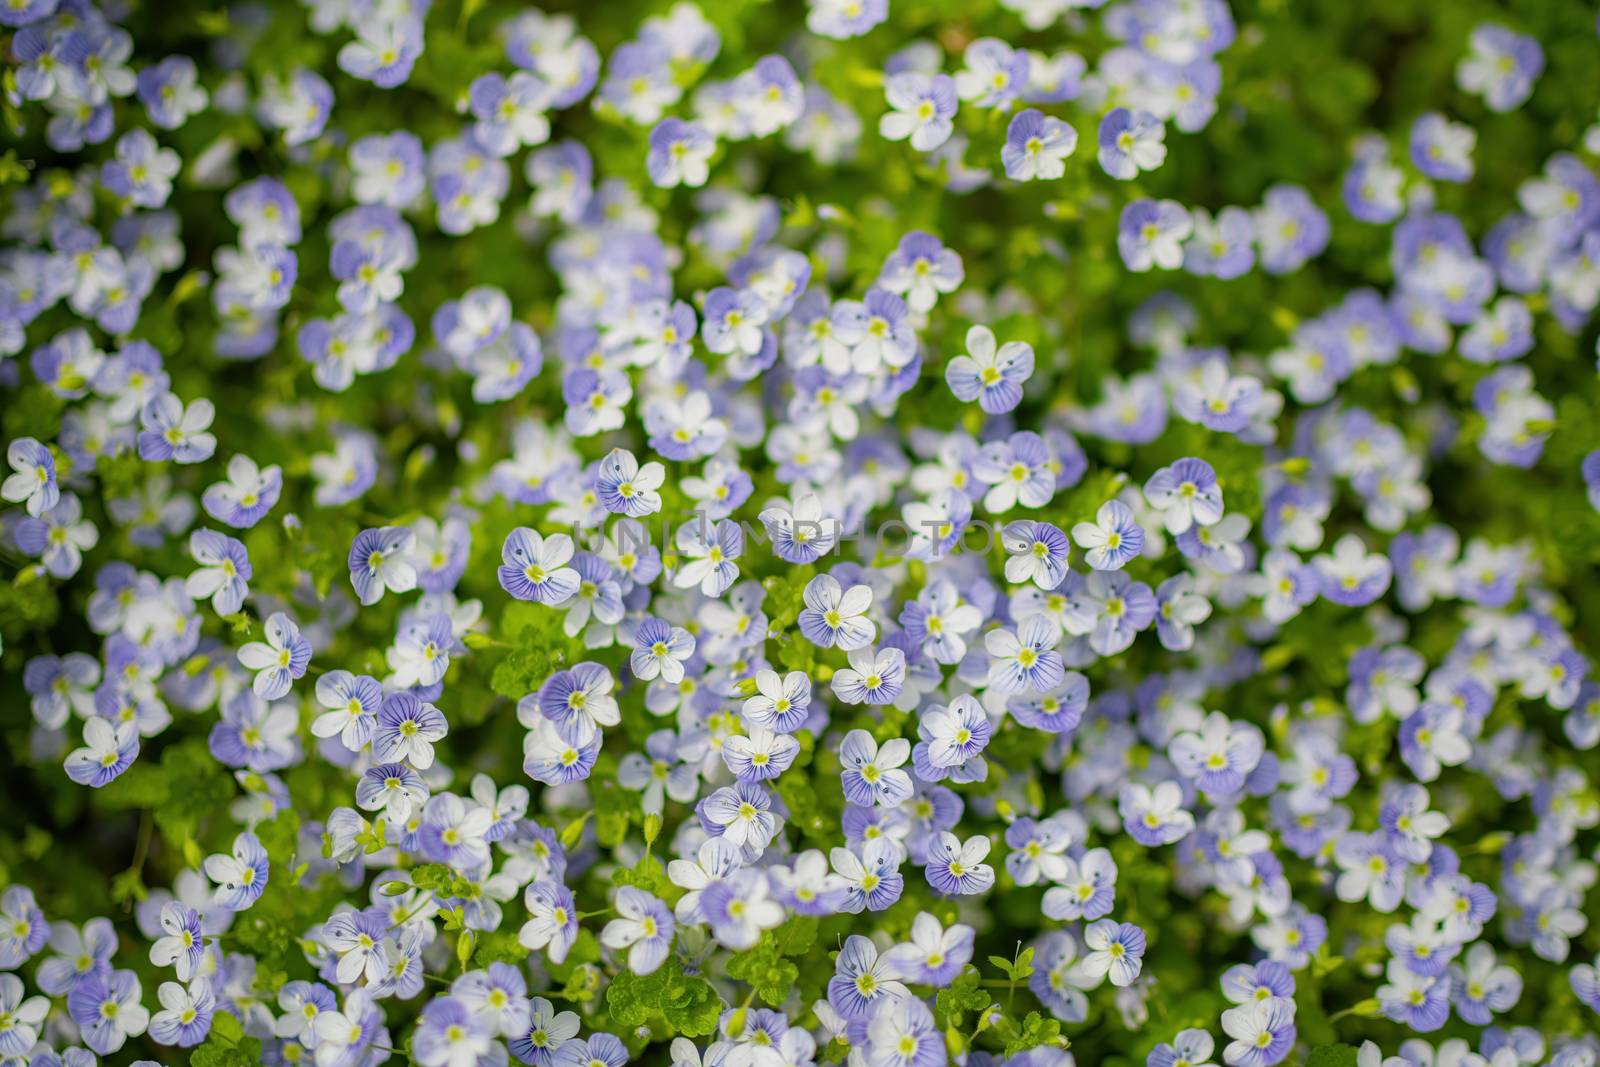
[
  {"left": 391, "top": 890, "right": 436, "bottom": 927},
  {"left": 127, "top": 810, "right": 154, "bottom": 875}
]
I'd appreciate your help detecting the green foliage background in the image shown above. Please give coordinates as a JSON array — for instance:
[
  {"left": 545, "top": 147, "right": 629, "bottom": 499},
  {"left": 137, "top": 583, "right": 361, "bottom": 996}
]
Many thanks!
[{"left": 2, "top": 0, "right": 1600, "bottom": 1062}]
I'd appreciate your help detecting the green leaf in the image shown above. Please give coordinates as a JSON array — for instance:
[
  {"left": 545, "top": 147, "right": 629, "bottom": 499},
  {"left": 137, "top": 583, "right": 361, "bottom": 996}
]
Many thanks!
[
  {"left": 561, "top": 964, "right": 600, "bottom": 1005},
  {"left": 605, "top": 960, "right": 681, "bottom": 1027},
  {"left": 726, "top": 940, "right": 799, "bottom": 1007},
  {"left": 660, "top": 974, "right": 722, "bottom": 1036},
  {"left": 613, "top": 854, "right": 671, "bottom": 897},
  {"left": 1003, "top": 1012, "right": 1062, "bottom": 1056},
  {"left": 1306, "top": 1046, "right": 1362, "bottom": 1067},
  {"left": 486, "top": 601, "right": 586, "bottom": 711},
  {"left": 592, "top": 780, "right": 634, "bottom": 847},
  {"left": 210, "top": 1011, "right": 244, "bottom": 1045},
  {"left": 934, "top": 968, "right": 990, "bottom": 1029},
  {"left": 411, "top": 863, "right": 455, "bottom": 893},
  {"left": 0, "top": 149, "right": 27, "bottom": 184},
  {"left": 192, "top": 1039, "right": 262, "bottom": 1067},
  {"left": 255, "top": 808, "right": 301, "bottom": 866},
  {"left": 191, "top": 1009, "right": 262, "bottom": 1067},
  {"left": 472, "top": 930, "right": 530, "bottom": 968}
]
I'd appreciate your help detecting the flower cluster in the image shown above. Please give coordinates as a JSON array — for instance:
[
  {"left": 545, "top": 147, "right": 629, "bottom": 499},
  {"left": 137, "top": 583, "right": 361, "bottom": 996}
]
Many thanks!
[{"left": 2, "top": 1, "right": 1599, "bottom": 1067}]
